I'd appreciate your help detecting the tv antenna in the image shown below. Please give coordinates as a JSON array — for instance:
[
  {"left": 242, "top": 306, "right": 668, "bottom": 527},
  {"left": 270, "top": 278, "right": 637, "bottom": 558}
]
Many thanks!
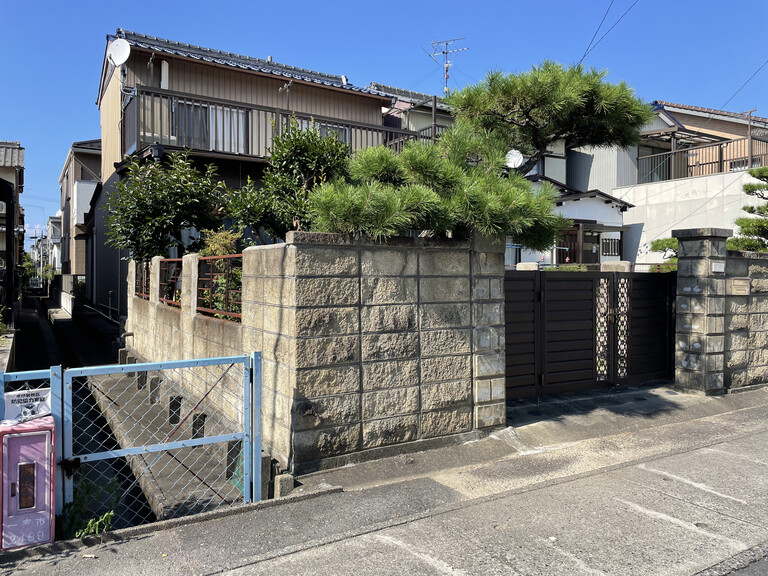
[{"left": 428, "top": 37, "right": 468, "bottom": 95}]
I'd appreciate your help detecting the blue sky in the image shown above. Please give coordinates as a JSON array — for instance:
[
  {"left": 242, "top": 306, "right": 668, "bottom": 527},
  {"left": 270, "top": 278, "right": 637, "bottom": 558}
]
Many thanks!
[{"left": 2, "top": 0, "right": 766, "bottom": 249}]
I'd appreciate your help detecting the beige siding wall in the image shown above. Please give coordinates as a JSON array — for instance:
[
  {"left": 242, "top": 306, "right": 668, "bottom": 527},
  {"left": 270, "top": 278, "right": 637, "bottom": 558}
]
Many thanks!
[
  {"left": 673, "top": 111, "right": 752, "bottom": 140},
  {"left": 100, "top": 67, "right": 124, "bottom": 183},
  {"left": 125, "top": 52, "right": 383, "bottom": 125}
]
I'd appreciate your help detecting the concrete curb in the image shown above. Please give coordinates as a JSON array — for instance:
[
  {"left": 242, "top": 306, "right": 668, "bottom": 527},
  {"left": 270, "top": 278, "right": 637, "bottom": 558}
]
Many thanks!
[{"left": 1, "top": 483, "right": 342, "bottom": 562}]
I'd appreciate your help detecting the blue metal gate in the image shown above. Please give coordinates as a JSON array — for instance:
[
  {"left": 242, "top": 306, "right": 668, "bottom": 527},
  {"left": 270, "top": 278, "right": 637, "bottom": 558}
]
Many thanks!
[{"left": 1, "top": 353, "right": 262, "bottom": 534}]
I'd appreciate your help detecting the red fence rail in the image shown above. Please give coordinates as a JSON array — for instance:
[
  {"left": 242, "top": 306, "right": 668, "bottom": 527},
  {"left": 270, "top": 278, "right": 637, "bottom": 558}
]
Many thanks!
[
  {"left": 196, "top": 254, "right": 242, "bottom": 321},
  {"left": 159, "top": 258, "right": 183, "bottom": 307},
  {"left": 135, "top": 261, "right": 150, "bottom": 300}
]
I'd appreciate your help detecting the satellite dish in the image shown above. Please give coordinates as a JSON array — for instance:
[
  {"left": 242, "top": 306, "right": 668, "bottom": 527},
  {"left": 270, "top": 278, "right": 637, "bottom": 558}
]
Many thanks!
[
  {"left": 505, "top": 149, "right": 525, "bottom": 169},
  {"left": 107, "top": 38, "right": 131, "bottom": 67}
]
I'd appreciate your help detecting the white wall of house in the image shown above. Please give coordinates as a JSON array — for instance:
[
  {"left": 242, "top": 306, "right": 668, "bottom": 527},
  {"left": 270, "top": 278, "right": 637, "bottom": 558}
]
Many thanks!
[{"left": 617, "top": 170, "right": 762, "bottom": 263}]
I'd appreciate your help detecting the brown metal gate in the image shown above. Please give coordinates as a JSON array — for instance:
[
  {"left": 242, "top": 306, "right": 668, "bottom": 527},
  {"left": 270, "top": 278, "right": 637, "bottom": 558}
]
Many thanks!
[{"left": 505, "top": 270, "right": 675, "bottom": 400}]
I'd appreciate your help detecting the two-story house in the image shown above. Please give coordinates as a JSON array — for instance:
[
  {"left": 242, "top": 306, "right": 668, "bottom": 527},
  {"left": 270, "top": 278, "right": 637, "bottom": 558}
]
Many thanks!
[
  {"left": 0, "top": 141, "right": 24, "bottom": 319},
  {"left": 91, "top": 29, "right": 431, "bottom": 318},
  {"left": 59, "top": 140, "right": 101, "bottom": 276},
  {"left": 46, "top": 214, "right": 62, "bottom": 273},
  {"left": 567, "top": 101, "right": 768, "bottom": 262}
]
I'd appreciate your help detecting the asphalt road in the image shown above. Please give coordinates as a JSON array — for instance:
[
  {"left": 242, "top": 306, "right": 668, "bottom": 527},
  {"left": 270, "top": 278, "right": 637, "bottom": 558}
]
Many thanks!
[{"left": 5, "top": 387, "right": 768, "bottom": 576}]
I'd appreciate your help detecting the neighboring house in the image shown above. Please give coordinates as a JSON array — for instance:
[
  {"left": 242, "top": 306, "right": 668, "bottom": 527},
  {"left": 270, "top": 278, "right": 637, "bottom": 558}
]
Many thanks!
[
  {"left": 0, "top": 141, "right": 24, "bottom": 319},
  {"left": 46, "top": 213, "right": 62, "bottom": 273},
  {"left": 367, "top": 82, "right": 454, "bottom": 141},
  {"left": 59, "top": 140, "right": 101, "bottom": 276},
  {"left": 567, "top": 101, "right": 768, "bottom": 262},
  {"left": 508, "top": 143, "right": 633, "bottom": 268},
  {"left": 512, "top": 175, "right": 632, "bottom": 267},
  {"left": 91, "top": 29, "right": 429, "bottom": 318}
]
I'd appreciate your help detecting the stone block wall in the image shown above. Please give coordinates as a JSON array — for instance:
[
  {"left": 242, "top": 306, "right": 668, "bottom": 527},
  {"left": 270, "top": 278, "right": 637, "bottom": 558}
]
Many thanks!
[
  {"left": 125, "top": 232, "right": 506, "bottom": 473},
  {"left": 724, "top": 251, "right": 768, "bottom": 390},
  {"left": 673, "top": 228, "right": 768, "bottom": 394}
]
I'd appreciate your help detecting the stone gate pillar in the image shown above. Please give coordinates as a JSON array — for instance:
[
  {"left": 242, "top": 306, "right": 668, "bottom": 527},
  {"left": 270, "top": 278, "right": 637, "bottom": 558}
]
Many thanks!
[{"left": 672, "top": 228, "right": 732, "bottom": 394}]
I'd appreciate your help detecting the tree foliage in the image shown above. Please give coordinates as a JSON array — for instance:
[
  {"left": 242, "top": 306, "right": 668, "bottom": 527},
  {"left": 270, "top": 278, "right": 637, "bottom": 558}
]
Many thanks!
[
  {"left": 650, "top": 237, "right": 678, "bottom": 257},
  {"left": 106, "top": 152, "right": 227, "bottom": 261},
  {"left": 310, "top": 140, "right": 570, "bottom": 249},
  {"left": 447, "top": 61, "right": 654, "bottom": 175},
  {"left": 258, "top": 118, "right": 349, "bottom": 236},
  {"left": 732, "top": 167, "right": 768, "bottom": 252}
]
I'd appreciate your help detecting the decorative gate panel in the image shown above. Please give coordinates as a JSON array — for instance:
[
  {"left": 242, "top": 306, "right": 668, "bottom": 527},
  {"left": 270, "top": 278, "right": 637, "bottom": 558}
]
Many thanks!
[{"left": 505, "top": 270, "right": 675, "bottom": 401}]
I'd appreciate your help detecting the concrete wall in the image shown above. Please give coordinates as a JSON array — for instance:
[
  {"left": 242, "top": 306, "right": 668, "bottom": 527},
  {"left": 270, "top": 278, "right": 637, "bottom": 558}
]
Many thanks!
[
  {"left": 619, "top": 171, "right": 763, "bottom": 263},
  {"left": 126, "top": 233, "right": 506, "bottom": 474}
]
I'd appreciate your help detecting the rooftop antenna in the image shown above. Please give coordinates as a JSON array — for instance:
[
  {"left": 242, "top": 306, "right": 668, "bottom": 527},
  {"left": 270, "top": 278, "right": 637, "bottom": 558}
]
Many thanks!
[{"left": 429, "top": 37, "right": 468, "bottom": 95}]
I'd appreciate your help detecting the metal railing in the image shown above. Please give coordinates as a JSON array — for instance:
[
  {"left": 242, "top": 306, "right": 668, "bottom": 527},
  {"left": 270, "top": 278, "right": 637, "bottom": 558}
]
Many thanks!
[
  {"left": 158, "top": 258, "right": 182, "bottom": 307},
  {"left": 638, "top": 137, "right": 768, "bottom": 183},
  {"left": 197, "top": 254, "right": 242, "bottom": 321},
  {"left": 135, "top": 261, "right": 150, "bottom": 300},
  {"left": 124, "top": 87, "right": 432, "bottom": 158}
]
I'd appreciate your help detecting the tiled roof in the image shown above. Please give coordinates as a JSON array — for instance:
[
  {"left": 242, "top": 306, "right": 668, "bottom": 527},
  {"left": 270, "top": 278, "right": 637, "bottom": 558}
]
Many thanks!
[
  {"left": 653, "top": 101, "right": 768, "bottom": 125},
  {"left": 368, "top": 82, "right": 452, "bottom": 111},
  {"left": 72, "top": 139, "right": 101, "bottom": 151},
  {"left": 527, "top": 175, "right": 634, "bottom": 208},
  {"left": 0, "top": 141, "right": 24, "bottom": 168},
  {"left": 113, "top": 29, "right": 389, "bottom": 99}
]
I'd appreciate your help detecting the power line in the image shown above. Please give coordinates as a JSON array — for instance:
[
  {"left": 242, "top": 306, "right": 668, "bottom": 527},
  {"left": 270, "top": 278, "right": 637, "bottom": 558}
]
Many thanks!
[
  {"left": 581, "top": 0, "right": 640, "bottom": 62},
  {"left": 578, "top": 0, "right": 615, "bottom": 66}
]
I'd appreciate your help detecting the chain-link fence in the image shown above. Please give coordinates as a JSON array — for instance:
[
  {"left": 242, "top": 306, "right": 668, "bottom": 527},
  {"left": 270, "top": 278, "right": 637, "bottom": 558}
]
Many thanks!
[{"left": 60, "top": 356, "right": 255, "bottom": 536}]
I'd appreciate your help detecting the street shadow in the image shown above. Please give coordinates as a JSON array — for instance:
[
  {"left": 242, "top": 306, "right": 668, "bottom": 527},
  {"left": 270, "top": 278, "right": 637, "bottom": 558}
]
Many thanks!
[{"left": 506, "top": 380, "right": 683, "bottom": 427}]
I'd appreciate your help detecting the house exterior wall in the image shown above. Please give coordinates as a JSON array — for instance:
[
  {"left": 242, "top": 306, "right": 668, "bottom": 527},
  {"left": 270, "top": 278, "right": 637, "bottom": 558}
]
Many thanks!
[
  {"left": 101, "top": 67, "right": 124, "bottom": 184},
  {"left": 617, "top": 171, "right": 762, "bottom": 263},
  {"left": 125, "top": 233, "right": 506, "bottom": 474},
  {"left": 567, "top": 145, "right": 638, "bottom": 192},
  {"left": 122, "top": 52, "right": 383, "bottom": 126},
  {"left": 71, "top": 180, "right": 98, "bottom": 275}
]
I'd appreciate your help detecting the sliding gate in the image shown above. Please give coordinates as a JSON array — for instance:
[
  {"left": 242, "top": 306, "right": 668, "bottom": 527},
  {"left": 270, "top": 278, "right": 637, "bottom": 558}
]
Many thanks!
[{"left": 505, "top": 270, "right": 675, "bottom": 400}]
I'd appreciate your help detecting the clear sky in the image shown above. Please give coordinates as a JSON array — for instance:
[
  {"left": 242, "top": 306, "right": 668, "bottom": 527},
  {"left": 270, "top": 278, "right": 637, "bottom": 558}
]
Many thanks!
[{"left": 2, "top": 0, "right": 766, "bottom": 250}]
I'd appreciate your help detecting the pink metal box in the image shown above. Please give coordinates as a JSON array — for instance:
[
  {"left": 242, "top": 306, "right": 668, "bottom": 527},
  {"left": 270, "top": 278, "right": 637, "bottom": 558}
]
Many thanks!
[{"left": 0, "top": 415, "right": 55, "bottom": 550}]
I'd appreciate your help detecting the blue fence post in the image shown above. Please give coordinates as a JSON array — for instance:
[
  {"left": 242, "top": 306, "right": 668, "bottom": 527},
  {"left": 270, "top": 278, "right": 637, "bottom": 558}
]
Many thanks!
[
  {"left": 242, "top": 356, "right": 252, "bottom": 504},
  {"left": 61, "top": 368, "right": 74, "bottom": 508},
  {"left": 50, "top": 365, "right": 64, "bottom": 515},
  {"left": 251, "top": 351, "right": 262, "bottom": 502},
  {"left": 0, "top": 370, "right": 5, "bottom": 421}
]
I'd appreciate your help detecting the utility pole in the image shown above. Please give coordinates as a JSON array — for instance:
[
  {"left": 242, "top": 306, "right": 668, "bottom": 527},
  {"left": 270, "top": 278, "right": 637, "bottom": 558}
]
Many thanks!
[{"left": 429, "top": 38, "right": 468, "bottom": 96}]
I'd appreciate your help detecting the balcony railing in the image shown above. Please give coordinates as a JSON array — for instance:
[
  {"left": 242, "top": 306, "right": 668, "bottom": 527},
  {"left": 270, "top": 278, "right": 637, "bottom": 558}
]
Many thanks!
[
  {"left": 123, "top": 87, "right": 432, "bottom": 159},
  {"left": 159, "top": 258, "right": 182, "bottom": 307},
  {"left": 638, "top": 137, "right": 768, "bottom": 184}
]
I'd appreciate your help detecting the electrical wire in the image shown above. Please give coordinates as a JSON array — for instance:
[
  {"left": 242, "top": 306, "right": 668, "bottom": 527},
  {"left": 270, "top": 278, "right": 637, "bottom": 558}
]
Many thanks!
[
  {"left": 580, "top": 0, "right": 640, "bottom": 63},
  {"left": 578, "top": 0, "right": 615, "bottom": 66}
]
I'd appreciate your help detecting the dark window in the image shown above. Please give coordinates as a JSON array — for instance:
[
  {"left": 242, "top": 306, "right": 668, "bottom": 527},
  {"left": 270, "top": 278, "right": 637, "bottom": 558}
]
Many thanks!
[
  {"left": 18, "top": 462, "right": 35, "bottom": 509},
  {"left": 601, "top": 238, "right": 621, "bottom": 257}
]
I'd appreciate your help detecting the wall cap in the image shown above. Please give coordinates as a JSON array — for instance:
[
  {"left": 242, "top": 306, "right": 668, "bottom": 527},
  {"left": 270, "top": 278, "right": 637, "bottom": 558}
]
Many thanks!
[{"left": 672, "top": 228, "right": 733, "bottom": 240}]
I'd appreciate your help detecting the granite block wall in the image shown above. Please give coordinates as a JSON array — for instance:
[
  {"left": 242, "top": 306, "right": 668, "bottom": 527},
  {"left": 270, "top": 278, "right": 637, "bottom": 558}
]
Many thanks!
[
  {"left": 673, "top": 228, "right": 768, "bottom": 394},
  {"left": 125, "top": 231, "right": 507, "bottom": 473}
]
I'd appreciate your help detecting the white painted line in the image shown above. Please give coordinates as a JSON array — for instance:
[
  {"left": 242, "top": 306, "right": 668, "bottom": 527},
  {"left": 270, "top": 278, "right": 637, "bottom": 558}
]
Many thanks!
[
  {"left": 541, "top": 538, "right": 610, "bottom": 575},
  {"left": 702, "top": 448, "right": 768, "bottom": 468},
  {"left": 615, "top": 498, "right": 744, "bottom": 550},
  {"left": 373, "top": 533, "right": 470, "bottom": 576},
  {"left": 637, "top": 464, "right": 748, "bottom": 504}
]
